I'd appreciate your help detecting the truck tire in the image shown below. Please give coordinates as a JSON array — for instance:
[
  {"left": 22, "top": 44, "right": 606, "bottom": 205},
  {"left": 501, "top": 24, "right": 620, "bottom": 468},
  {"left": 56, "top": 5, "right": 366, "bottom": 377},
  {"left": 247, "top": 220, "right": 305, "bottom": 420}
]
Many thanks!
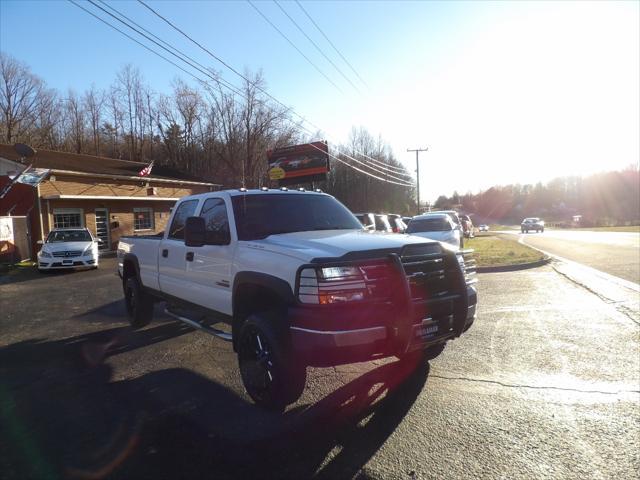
[
  {"left": 237, "top": 313, "right": 306, "bottom": 412},
  {"left": 124, "top": 276, "right": 153, "bottom": 329}
]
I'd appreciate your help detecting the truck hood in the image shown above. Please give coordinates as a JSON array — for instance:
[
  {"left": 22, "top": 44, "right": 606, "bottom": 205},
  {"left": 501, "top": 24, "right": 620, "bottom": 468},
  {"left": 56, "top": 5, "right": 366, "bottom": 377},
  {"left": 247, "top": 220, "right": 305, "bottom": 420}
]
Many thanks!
[{"left": 251, "top": 229, "right": 441, "bottom": 261}]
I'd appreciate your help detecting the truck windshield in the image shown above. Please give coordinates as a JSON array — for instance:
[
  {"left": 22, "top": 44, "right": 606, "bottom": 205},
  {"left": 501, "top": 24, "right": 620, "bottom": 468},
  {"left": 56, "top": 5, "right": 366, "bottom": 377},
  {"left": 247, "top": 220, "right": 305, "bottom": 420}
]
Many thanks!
[{"left": 232, "top": 194, "right": 363, "bottom": 240}]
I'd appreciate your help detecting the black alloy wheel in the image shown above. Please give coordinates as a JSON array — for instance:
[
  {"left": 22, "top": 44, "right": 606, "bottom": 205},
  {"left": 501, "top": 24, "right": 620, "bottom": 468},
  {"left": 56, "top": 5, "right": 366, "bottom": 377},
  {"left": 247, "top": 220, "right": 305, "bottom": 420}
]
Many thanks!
[{"left": 237, "top": 314, "right": 306, "bottom": 411}]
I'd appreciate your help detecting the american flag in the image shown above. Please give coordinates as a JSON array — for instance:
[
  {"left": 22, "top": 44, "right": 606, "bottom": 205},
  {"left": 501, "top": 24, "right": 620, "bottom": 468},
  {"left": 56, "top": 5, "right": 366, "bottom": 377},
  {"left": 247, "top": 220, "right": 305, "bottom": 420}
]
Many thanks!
[{"left": 138, "top": 161, "right": 154, "bottom": 177}]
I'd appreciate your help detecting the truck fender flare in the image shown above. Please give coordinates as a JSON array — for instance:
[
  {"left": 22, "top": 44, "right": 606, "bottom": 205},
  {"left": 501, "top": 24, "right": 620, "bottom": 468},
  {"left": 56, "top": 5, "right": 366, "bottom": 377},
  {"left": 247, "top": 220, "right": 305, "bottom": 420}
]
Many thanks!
[
  {"left": 231, "top": 272, "right": 295, "bottom": 349},
  {"left": 122, "top": 253, "right": 142, "bottom": 285},
  {"left": 232, "top": 272, "right": 295, "bottom": 311}
]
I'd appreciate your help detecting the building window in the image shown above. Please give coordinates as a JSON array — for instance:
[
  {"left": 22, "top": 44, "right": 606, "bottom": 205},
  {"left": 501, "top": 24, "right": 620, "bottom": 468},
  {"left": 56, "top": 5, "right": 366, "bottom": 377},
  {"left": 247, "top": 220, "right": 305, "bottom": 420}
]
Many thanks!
[
  {"left": 53, "top": 208, "right": 83, "bottom": 229},
  {"left": 134, "top": 207, "right": 154, "bottom": 231}
]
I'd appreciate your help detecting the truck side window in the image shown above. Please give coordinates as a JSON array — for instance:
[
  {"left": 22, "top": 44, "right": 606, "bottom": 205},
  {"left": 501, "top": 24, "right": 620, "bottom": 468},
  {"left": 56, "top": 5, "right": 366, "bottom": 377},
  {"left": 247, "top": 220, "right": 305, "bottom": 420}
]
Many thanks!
[
  {"left": 200, "top": 198, "right": 230, "bottom": 244},
  {"left": 168, "top": 199, "right": 198, "bottom": 240}
]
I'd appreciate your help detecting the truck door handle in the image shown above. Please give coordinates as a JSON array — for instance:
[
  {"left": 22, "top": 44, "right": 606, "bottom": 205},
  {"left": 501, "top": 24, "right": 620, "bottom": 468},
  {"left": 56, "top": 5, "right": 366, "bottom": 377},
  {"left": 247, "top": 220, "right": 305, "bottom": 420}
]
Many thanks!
[
  {"left": 162, "top": 249, "right": 168, "bottom": 258},
  {"left": 186, "top": 252, "right": 194, "bottom": 262}
]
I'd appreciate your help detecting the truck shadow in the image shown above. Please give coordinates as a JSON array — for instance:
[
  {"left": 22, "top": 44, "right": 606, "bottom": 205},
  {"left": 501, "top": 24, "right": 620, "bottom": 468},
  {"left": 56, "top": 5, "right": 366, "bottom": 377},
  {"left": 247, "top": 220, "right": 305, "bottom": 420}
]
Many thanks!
[
  {"left": 1, "top": 327, "right": 429, "bottom": 480},
  {"left": 72, "top": 300, "right": 173, "bottom": 325}
]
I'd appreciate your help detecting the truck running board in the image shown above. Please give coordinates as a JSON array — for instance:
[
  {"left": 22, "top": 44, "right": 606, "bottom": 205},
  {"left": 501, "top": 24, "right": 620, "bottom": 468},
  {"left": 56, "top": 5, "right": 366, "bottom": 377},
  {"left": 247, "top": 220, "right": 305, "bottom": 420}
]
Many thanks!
[{"left": 164, "top": 308, "right": 233, "bottom": 342}]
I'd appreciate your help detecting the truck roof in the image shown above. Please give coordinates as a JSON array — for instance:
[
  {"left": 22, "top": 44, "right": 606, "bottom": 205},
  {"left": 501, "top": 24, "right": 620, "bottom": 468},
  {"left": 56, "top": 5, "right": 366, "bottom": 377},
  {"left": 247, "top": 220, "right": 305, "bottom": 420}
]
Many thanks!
[{"left": 180, "top": 188, "right": 330, "bottom": 202}]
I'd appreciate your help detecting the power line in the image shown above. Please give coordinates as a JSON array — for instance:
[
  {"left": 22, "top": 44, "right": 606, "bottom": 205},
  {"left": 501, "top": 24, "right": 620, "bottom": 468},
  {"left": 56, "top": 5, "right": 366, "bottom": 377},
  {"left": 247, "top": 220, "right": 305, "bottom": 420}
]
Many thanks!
[
  {"left": 71, "top": 1, "right": 413, "bottom": 186},
  {"left": 82, "top": 0, "right": 245, "bottom": 97},
  {"left": 67, "top": 1, "right": 229, "bottom": 92},
  {"left": 136, "top": 0, "right": 408, "bottom": 176},
  {"left": 309, "top": 143, "right": 415, "bottom": 187},
  {"left": 246, "top": 0, "right": 342, "bottom": 93},
  {"left": 273, "top": 0, "right": 361, "bottom": 94},
  {"left": 295, "top": 0, "right": 368, "bottom": 89}
]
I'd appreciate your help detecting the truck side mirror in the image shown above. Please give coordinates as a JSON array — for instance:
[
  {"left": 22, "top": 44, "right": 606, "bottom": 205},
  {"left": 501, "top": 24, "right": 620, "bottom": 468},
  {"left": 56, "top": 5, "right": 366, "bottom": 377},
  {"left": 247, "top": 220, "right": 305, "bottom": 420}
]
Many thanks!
[{"left": 185, "top": 216, "right": 206, "bottom": 247}]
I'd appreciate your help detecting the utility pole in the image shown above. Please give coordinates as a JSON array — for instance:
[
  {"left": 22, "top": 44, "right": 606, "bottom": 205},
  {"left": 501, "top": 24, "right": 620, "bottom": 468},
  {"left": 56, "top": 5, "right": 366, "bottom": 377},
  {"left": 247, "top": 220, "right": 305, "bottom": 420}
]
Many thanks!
[{"left": 407, "top": 147, "right": 428, "bottom": 213}]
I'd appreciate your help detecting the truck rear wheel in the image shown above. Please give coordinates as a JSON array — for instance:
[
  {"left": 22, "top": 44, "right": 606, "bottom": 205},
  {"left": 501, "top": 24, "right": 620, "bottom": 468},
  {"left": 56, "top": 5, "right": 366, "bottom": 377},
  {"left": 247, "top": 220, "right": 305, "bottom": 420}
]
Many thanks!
[
  {"left": 124, "top": 276, "right": 153, "bottom": 329},
  {"left": 237, "top": 313, "right": 306, "bottom": 412}
]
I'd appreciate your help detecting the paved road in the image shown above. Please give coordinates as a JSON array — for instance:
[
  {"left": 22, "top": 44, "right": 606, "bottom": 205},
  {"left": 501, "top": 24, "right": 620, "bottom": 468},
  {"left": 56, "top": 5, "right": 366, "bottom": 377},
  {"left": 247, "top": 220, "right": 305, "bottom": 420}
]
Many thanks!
[
  {"left": 511, "top": 229, "right": 640, "bottom": 284},
  {"left": 1, "top": 259, "right": 639, "bottom": 479}
]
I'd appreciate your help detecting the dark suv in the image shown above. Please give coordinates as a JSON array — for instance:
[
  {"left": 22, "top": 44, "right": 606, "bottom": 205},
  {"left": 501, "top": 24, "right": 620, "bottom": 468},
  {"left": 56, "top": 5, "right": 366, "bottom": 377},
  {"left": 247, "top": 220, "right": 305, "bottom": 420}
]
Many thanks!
[{"left": 521, "top": 217, "right": 545, "bottom": 233}]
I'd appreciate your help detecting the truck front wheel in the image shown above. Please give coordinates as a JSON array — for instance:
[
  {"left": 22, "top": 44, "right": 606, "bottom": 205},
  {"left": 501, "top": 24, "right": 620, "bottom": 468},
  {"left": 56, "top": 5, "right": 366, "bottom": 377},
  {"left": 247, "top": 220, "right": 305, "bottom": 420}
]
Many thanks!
[
  {"left": 124, "top": 276, "right": 153, "bottom": 329},
  {"left": 237, "top": 313, "right": 306, "bottom": 412}
]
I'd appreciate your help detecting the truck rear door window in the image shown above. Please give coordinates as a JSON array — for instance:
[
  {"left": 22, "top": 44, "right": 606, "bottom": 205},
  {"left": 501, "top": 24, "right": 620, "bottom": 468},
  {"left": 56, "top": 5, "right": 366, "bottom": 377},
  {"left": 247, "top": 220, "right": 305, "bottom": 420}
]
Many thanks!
[{"left": 200, "top": 198, "right": 230, "bottom": 243}]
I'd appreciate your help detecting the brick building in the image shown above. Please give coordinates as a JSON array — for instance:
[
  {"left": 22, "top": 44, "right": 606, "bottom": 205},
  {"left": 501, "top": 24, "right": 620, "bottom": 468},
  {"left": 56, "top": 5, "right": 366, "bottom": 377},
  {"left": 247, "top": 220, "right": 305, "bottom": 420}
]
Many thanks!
[{"left": 0, "top": 144, "right": 218, "bottom": 258}]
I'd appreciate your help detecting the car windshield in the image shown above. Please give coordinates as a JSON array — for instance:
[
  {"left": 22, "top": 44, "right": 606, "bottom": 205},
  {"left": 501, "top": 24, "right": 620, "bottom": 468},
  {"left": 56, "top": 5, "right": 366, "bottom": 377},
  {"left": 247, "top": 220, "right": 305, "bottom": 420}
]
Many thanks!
[
  {"left": 232, "top": 194, "right": 363, "bottom": 240},
  {"left": 407, "top": 217, "right": 452, "bottom": 233},
  {"left": 46, "top": 230, "right": 92, "bottom": 243},
  {"left": 355, "top": 214, "right": 373, "bottom": 227},
  {"left": 374, "top": 215, "right": 391, "bottom": 230}
]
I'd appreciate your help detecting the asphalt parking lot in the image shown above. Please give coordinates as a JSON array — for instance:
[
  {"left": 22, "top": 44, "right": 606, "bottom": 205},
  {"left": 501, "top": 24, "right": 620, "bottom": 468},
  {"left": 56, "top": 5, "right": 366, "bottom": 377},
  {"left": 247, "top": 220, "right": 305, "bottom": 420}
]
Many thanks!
[{"left": 1, "top": 258, "right": 639, "bottom": 480}]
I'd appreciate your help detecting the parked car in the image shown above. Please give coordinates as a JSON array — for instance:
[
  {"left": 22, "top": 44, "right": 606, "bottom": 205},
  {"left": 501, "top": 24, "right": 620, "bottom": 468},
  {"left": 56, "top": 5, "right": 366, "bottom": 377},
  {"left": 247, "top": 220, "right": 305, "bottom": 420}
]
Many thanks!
[
  {"left": 37, "top": 227, "right": 101, "bottom": 271},
  {"left": 387, "top": 214, "right": 407, "bottom": 233},
  {"left": 425, "top": 210, "right": 464, "bottom": 248},
  {"left": 354, "top": 213, "right": 376, "bottom": 231},
  {"left": 373, "top": 214, "right": 394, "bottom": 232},
  {"left": 406, "top": 213, "right": 462, "bottom": 249},
  {"left": 402, "top": 216, "right": 413, "bottom": 225},
  {"left": 117, "top": 188, "right": 477, "bottom": 411},
  {"left": 478, "top": 224, "right": 489, "bottom": 232},
  {"left": 521, "top": 217, "right": 545, "bottom": 233},
  {"left": 459, "top": 214, "right": 474, "bottom": 238}
]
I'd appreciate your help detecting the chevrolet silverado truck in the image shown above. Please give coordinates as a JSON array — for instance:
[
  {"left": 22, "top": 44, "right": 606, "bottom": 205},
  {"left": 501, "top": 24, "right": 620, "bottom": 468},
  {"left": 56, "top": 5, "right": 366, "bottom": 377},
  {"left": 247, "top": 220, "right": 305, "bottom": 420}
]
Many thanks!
[{"left": 117, "top": 188, "right": 478, "bottom": 411}]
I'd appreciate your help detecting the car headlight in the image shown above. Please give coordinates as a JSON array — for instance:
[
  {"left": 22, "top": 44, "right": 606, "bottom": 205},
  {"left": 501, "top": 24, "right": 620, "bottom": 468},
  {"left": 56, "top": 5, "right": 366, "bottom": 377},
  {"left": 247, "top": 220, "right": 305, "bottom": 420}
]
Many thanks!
[
  {"left": 83, "top": 245, "right": 96, "bottom": 256},
  {"left": 40, "top": 250, "right": 52, "bottom": 258},
  {"left": 297, "top": 265, "right": 368, "bottom": 304}
]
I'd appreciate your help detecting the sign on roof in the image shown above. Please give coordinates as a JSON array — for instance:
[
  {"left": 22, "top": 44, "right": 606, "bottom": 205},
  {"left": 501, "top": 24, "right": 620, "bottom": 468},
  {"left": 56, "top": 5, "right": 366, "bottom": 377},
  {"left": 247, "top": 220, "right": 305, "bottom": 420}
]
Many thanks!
[
  {"left": 13, "top": 168, "right": 50, "bottom": 186},
  {"left": 267, "top": 141, "right": 329, "bottom": 186}
]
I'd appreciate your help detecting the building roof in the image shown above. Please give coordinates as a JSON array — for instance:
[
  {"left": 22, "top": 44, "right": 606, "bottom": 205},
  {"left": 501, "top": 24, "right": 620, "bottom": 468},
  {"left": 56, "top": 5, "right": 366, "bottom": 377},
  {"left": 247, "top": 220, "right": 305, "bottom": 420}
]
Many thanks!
[{"left": 0, "top": 144, "right": 218, "bottom": 185}]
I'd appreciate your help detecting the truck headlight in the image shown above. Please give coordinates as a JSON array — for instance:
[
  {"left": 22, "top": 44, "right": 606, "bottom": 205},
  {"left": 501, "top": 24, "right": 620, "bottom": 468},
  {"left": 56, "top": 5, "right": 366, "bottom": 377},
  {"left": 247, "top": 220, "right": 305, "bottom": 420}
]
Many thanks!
[
  {"left": 457, "top": 252, "right": 477, "bottom": 285},
  {"left": 297, "top": 265, "right": 368, "bottom": 304}
]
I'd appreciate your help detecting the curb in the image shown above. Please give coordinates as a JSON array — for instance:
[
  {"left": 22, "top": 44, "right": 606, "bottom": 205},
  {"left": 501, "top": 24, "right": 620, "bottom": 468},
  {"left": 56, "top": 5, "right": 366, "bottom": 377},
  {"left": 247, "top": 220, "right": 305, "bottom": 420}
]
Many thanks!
[{"left": 476, "top": 256, "right": 552, "bottom": 273}]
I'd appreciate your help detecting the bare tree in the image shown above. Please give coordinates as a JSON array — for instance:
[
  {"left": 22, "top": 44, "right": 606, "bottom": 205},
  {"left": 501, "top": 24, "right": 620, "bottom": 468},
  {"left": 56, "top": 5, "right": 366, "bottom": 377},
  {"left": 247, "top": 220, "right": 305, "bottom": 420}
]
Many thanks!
[
  {"left": 104, "top": 86, "right": 123, "bottom": 158},
  {"left": 0, "top": 52, "right": 46, "bottom": 143},
  {"left": 65, "top": 90, "right": 85, "bottom": 153},
  {"left": 84, "top": 85, "right": 104, "bottom": 156}
]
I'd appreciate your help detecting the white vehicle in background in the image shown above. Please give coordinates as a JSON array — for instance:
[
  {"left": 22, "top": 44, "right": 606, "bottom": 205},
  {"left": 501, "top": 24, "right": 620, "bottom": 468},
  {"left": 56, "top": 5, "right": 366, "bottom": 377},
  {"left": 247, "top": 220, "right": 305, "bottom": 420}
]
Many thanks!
[
  {"left": 406, "top": 213, "right": 462, "bottom": 249},
  {"left": 478, "top": 224, "right": 489, "bottom": 232},
  {"left": 37, "top": 228, "right": 101, "bottom": 272}
]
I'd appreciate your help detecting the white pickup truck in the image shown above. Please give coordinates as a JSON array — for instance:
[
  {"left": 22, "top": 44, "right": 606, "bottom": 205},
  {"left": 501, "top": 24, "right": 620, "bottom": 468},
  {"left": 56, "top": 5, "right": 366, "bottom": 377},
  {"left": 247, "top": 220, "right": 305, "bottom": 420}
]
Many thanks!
[{"left": 117, "top": 188, "right": 477, "bottom": 410}]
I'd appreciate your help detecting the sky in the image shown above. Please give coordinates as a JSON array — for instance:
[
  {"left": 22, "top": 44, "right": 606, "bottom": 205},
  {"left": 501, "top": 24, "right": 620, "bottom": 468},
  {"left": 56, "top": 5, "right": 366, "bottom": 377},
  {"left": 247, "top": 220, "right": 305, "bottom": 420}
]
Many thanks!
[{"left": 1, "top": 0, "right": 638, "bottom": 203}]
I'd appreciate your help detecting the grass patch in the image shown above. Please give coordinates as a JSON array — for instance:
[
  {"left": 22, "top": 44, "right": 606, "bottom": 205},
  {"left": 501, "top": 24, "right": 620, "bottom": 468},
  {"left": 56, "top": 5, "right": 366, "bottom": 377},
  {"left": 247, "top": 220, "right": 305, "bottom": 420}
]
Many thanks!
[
  {"left": 465, "top": 233, "right": 544, "bottom": 267},
  {"left": 0, "top": 260, "right": 36, "bottom": 275},
  {"left": 561, "top": 226, "right": 640, "bottom": 233},
  {"left": 487, "top": 224, "right": 518, "bottom": 231}
]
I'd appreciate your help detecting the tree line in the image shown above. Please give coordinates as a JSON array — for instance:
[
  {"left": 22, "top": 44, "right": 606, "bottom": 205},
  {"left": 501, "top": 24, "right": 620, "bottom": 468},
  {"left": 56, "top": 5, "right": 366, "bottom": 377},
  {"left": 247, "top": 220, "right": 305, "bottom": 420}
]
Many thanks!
[
  {"left": 0, "top": 52, "right": 415, "bottom": 213},
  {"left": 433, "top": 167, "right": 640, "bottom": 226}
]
